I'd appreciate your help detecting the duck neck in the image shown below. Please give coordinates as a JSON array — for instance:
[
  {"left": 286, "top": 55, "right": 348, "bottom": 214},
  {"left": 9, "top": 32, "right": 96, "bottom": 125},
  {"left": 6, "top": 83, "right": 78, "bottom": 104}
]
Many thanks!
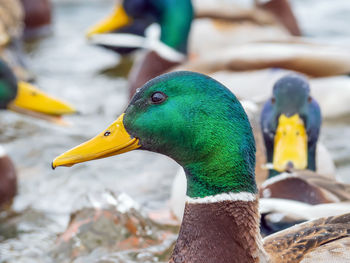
[{"left": 170, "top": 193, "right": 269, "bottom": 263}]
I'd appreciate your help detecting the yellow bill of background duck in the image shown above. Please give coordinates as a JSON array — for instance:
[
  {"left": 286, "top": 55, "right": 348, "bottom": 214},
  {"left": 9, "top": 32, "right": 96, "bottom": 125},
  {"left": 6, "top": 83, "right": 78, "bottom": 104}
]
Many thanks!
[
  {"left": 7, "top": 81, "right": 76, "bottom": 124},
  {"left": 86, "top": 4, "right": 132, "bottom": 37},
  {"left": 273, "top": 114, "right": 308, "bottom": 172},
  {"left": 10, "top": 81, "right": 75, "bottom": 115},
  {"left": 52, "top": 114, "right": 140, "bottom": 168}
]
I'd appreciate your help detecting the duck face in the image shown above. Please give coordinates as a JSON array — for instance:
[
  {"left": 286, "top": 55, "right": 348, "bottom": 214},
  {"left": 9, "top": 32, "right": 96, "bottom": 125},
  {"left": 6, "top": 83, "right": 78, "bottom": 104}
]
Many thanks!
[
  {"left": 261, "top": 74, "right": 321, "bottom": 176},
  {"left": 53, "top": 71, "right": 257, "bottom": 198}
]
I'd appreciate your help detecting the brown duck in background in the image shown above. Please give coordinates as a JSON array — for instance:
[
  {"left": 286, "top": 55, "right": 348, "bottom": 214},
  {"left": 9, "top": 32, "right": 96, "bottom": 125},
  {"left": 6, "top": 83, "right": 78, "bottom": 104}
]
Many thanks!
[{"left": 20, "top": 0, "right": 52, "bottom": 40}]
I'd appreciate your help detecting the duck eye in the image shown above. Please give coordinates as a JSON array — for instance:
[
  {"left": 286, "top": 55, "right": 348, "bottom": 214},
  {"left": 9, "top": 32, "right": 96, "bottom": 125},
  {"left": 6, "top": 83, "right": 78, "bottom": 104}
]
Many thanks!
[
  {"left": 271, "top": 97, "right": 276, "bottom": 104},
  {"left": 150, "top": 92, "right": 167, "bottom": 104},
  {"left": 308, "top": 96, "right": 312, "bottom": 103}
]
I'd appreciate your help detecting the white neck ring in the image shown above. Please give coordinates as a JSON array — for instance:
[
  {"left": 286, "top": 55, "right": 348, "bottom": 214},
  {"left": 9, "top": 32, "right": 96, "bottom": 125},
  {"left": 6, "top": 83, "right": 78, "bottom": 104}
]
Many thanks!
[{"left": 186, "top": 192, "right": 256, "bottom": 204}]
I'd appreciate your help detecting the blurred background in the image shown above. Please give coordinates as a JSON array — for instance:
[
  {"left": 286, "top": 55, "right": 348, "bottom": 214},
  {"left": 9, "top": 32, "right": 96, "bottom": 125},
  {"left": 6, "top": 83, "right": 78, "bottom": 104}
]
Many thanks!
[{"left": 0, "top": 0, "right": 350, "bottom": 262}]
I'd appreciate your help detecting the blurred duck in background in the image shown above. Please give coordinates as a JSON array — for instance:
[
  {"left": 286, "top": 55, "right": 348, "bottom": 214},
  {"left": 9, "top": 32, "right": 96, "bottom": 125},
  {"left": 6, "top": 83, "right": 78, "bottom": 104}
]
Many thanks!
[
  {"left": 20, "top": 0, "right": 52, "bottom": 40},
  {"left": 53, "top": 71, "right": 350, "bottom": 262},
  {"left": 261, "top": 74, "right": 325, "bottom": 178},
  {"left": 86, "top": 0, "right": 300, "bottom": 97},
  {"left": 0, "top": 59, "right": 76, "bottom": 210},
  {"left": 86, "top": 0, "right": 350, "bottom": 108}
]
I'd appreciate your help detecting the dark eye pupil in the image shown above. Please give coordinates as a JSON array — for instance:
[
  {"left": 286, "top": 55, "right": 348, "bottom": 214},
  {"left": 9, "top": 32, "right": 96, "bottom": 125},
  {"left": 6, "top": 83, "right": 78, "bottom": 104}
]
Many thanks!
[{"left": 151, "top": 92, "right": 166, "bottom": 104}]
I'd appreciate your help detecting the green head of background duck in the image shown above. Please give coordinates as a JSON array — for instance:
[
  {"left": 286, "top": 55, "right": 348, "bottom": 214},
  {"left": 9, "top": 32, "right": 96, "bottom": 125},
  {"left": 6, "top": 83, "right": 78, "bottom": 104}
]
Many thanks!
[
  {"left": 53, "top": 71, "right": 350, "bottom": 263},
  {"left": 0, "top": 58, "right": 76, "bottom": 210},
  {"left": 87, "top": 0, "right": 193, "bottom": 55},
  {"left": 87, "top": 0, "right": 194, "bottom": 97},
  {"left": 260, "top": 74, "right": 321, "bottom": 178}
]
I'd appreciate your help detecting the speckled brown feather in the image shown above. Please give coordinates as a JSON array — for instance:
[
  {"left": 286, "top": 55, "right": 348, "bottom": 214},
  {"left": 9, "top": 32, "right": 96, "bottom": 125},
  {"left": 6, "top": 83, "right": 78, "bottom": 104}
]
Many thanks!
[
  {"left": 263, "top": 213, "right": 350, "bottom": 263},
  {"left": 169, "top": 199, "right": 269, "bottom": 263},
  {"left": 300, "top": 236, "right": 350, "bottom": 262}
]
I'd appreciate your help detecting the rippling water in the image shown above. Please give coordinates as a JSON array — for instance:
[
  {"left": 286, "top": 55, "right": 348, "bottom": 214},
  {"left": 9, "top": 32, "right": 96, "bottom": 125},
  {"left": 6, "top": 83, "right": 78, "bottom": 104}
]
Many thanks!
[{"left": 1, "top": 0, "right": 350, "bottom": 262}]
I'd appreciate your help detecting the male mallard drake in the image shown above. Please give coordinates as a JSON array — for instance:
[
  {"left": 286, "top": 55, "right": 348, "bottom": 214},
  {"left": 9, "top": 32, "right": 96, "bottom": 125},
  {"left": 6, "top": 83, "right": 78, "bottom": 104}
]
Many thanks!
[
  {"left": 86, "top": 0, "right": 303, "bottom": 98},
  {"left": 87, "top": 0, "right": 350, "bottom": 100},
  {"left": 20, "top": 0, "right": 52, "bottom": 40},
  {"left": 53, "top": 71, "right": 350, "bottom": 262},
  {"left": 86, "top": 0, "right": 297, "bottom": 56},
  {"left": 261, "top": 74, "right": 321, "bottom": 178},
  {"left": 0, "top": 58, "right": 76, "bottom": 210}
]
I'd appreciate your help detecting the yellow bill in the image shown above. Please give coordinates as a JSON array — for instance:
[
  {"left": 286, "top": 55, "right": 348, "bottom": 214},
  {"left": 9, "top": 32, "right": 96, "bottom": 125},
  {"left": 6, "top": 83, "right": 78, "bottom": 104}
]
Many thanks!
[
  {"left": 52, "top": 114, "right": 140, "bottom": 168},
  {"left": 86, "top": 5, "right": 132, "bottom": 38},
  {"left": 273, "top": 114, "right": 308, "bottom": 172},
  {"left": 7, "top": 81, "right": 76, "bottom": 122}
]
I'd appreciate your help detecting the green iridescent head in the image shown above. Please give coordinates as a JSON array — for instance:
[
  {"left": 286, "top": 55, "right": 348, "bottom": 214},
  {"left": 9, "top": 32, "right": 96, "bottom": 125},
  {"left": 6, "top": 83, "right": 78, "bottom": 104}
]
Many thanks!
[
  {"left": 53, "top": 71, "right": 257, "bottom": 198},
  {"left": 0, "top": 59, "right": 18, "bottom": 109},
  {"left": 126, "top": 71, "right": 257, "bottom": 197}
]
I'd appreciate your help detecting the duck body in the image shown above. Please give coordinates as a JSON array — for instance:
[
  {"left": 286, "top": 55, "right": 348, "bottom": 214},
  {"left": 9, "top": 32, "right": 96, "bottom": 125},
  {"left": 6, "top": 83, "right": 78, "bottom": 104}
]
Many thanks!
[{"left": 53, "top": 71, "right": 350, "bottom": 262}]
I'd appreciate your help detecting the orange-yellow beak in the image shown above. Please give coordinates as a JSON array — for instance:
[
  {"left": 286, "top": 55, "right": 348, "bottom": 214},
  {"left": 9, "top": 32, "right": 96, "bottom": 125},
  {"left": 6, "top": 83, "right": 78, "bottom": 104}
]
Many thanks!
[
  {"left": 52, "top": 114, "right": 140, "bottom": 168},
  {"left": 273, "top": 114, "right": 308, "bottom": 172},
  {"left": 86, "top": 4, "right": 132, "bottom": 38}
]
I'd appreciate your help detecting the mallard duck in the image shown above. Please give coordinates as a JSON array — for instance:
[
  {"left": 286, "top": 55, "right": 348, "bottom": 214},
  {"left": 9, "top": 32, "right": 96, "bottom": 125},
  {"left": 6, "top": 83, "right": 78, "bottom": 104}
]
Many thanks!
[
  {"left": 87, "top": 0, "right": 350, "bottom": 102},
  {"left": 0, "top": 58, "right": 76, "bottom": 210},
  {"left": 53, "top": 71, "right": 350, "bottom": 262},
  {"left": 261, "top": 74, "right": 321, "bottom": 177},
  {"left": 86, "top": 0, "right": 303, "bottom": 97},
  {"left": 85, "top": 0, "right": 295, "bottom": 55},
  {"left": 20, "top": 0, "right": 52, "bottom": 40}
]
